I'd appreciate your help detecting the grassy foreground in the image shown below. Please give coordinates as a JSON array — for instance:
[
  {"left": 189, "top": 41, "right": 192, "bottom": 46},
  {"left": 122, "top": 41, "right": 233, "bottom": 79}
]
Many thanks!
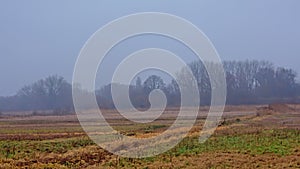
[{"left": 0, "top": 105, "right": 299, "bottom": 168}]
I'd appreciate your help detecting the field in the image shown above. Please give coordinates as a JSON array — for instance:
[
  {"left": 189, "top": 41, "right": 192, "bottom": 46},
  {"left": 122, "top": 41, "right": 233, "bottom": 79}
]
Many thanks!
[{"left": 0, "top": 104, "right": 299, "bottom": 169}]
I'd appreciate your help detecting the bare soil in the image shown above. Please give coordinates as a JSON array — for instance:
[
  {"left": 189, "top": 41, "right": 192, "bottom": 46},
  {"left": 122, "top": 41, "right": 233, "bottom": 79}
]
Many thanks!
[{"left": 0, "top": 104, "right": 299, "bottom": 168}]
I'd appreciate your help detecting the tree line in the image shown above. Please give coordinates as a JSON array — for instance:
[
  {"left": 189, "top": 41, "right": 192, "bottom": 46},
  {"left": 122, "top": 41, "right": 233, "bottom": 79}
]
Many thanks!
[
  {"left": 1, "top": 60, "right": 300, "bottom": 112},
  {"left": 0, "top": 75, "right": 73, "bottom": 113}
]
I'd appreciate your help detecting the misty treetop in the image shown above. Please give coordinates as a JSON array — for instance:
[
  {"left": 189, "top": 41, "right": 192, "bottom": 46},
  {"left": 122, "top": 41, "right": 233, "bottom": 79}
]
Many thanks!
[
  {"left": 0, "top": 60, "right": 300, "bottom": 112},
  {"left": 0, "top": 75, "right": 72, "bottom": 112}
]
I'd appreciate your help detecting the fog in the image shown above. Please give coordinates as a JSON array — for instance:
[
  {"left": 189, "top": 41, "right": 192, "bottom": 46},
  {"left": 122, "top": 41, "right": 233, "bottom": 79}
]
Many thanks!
[{"left": 0, "top": 0, "right": 300, "bottom": 96}]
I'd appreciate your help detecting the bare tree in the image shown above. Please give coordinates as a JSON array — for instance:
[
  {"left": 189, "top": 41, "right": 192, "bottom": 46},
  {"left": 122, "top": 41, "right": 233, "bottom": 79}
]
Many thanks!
[{"left": 143, "top": 75, "right": 166, "bottom": 93}]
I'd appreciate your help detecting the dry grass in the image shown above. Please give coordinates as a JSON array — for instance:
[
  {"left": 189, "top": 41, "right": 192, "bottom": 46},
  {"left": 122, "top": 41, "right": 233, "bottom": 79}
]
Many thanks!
[{"left": 0, "top": 104, "right": 299, "bottom": 168}]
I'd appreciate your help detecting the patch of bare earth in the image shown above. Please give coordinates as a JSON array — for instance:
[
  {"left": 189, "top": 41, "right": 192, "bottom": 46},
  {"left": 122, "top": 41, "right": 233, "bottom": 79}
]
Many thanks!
[{"left": 0, "top": 104, "right": 299, "bottom": 168}]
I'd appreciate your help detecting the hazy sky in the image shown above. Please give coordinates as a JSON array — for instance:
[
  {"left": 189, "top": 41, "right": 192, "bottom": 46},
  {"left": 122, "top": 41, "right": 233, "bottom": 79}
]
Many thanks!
[{"left": 0, "top": 1, "right": 299, "bottom": 96}]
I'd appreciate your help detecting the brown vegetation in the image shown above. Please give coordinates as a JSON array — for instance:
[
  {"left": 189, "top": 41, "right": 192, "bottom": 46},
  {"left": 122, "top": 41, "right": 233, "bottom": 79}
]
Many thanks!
[{"left": 0, "top": 105, "right": 299, "bottom": 168}]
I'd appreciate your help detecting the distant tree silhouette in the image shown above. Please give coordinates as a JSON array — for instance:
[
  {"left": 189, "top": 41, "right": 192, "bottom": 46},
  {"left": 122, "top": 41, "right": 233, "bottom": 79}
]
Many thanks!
[
  {"left": 1, "top": 60, "right": 300, "bottom": 112},
  {"left": 14, "top": 75, "right": 72, "bottom": 111},
  {"left": 143, "top": 75, "right": 166, "bottom": 94},
  {"left": 135, "top": 76, "right": 142, "bottom": 89}
]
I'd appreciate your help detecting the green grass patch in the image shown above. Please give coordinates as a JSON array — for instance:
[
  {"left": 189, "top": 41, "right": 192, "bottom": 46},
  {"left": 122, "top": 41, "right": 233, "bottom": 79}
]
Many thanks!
[{"left": 172, "top": 129, "right": 300, "bottom": 156}]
